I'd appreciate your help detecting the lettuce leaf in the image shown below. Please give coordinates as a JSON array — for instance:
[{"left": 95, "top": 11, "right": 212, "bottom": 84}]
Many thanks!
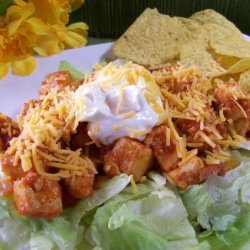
[
  {"left": 230, "top": 148, "right": 250, "bottom": 162},
  {"left": 84, "top": 172, "right": 199, "bottom": 250},
  {"left": 199, "top": 212, "right": 250, "bottom": 250},
  {"left": 70, "top": 174, "right": 132, "bottom": 225},
  {"left": 58, "top": 61, "right": 84, "bottom": 79},
  {"left": 2, "top": 160, "right": 250, "bottom": 250},
  {"left": 0, "top": 172, "right": 199, "bottom": 250},
  {"left": 0, "top": 174, "right": 131, "bottom": 250},
  {"left": 181, "top": 161, "right": 250, "bottom": 248}
]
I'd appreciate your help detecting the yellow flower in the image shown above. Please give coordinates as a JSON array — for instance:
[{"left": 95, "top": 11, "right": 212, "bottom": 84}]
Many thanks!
[
  {"left": 0, "top": 0, "right": 87, "bottom": 78},
  {"left": 65, "top": 23, "right": 88, "bottom": 49},
  {"left": 0, "top": 63, "right": 10, "bottom": 79},
  {"left": 0, "top": 55, "right": 36, "bottom": 79},
  {"left": 6, "top": 0, "right": 35, "bottom": 36},
  {"left": 30, "top": 0, "right": 70, "bottom": 24},
  {"left": 33, "top": 22, "right": 88, "bottom": 56},
  {"left": 3, "top": 1, "right": 49, "bottom": 61},
  {"left": 69, "top": 0, "right": 85, "bottom": 12},
  {"left": 52, "top": 22, "right": 88, "bottom": 49},
  {"left": 12, "top": 56, "right": 36, "bottom": 75}
]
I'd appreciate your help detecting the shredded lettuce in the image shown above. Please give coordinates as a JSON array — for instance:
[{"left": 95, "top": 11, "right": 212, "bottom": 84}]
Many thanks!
[
  {"left": 230, "top": 148, "right": 250, "bottom": 162},
  {"left": 0, "top": 174, "right": 131, "bottom": 250},
  {"left": 70, "top": 174, "right": 132, "bottom": 225},
  {"left": 82, "top": 172, "right": 199, "bottom": 250},
  {"left": 181, "top": 161, "right": 250, "bottom": 248},
  {"left": 58, "top": 61, "right": 84, "bottom": 79},
  {"left": 199, "top": 213, "right": 250, "bottom": 250},
  {"left": 0, "top": 173, "right": 200, "bottom": 250}
]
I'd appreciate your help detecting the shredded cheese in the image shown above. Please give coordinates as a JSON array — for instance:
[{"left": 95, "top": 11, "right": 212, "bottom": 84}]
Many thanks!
[
  {"left": 122, "top": 111, "right": 136, "bottom": 119},
  {"left": 178, "top": 149, "right": 198, "bottom": 167},
  {"left": 186, "top": 142, "right": 203, "bottom": 147},
  {"left": 4, "top": 62, "right": 250, "bottom": 183},
  {"left": 130, "top": 178, "right": 138, "bottom": 194},
  {"left": 8, "top": 82, "right": 96, "bottom": 180},
  {"left": 165, "top": 127, "right": 171, "bottom": 146},
  {"left": 219, "top": 108, "right": 226, "bottom": 122},
  {"left": 198, "top": 131, "right": 217, "bottom": 148}
]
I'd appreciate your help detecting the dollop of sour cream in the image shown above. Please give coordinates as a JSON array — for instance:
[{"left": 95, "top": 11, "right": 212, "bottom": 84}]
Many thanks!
[{"left": 74, "top": 62, "right": 163, "bottom": 145}]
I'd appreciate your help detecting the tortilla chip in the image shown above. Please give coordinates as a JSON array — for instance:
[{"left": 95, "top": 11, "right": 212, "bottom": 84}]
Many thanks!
[
  {"left": 226, "top": 58, "right": 250, "bottom": 74},
  {"left": 112, "top": 8, "right": 183, "bottom": 67},
  {"left": 212, "top": 72, "right": 240, "bottom": 84},
  {"left": 210, "top": 34, "right": 250, "bottom": 58},
  {"left": 212, "top": 58, "right": 250, "bottom": 83},
  {"left": 113, "top": 8, "right": 249, "bottom": 81},
  {"left": 173, "top": 17, "right": 200, "bottom": 41},
  {"left": 239, "top": 70, "right": 250, "bottom": 93},
  {"left": 180, "top": 38, "right": 225, "bottom": 76},
  {"left": 190, "top": 9, "right": 242, "bottom": 37},
  {"left": 208, "top": 46, "right": 240, "bottom": 69},
  {"left": 167, "top": 14, "right": 241, "bottom": 75}
]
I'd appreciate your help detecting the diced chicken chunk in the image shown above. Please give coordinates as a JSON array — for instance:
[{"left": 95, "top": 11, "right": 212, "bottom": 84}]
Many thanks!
[
  {"left": 0, "top": 153, "right": 13, "bottom": 197},
  {"left": 176, "top": 118, "right": 224, "bottom": 150},
  {"left": 39, "top": 71, "right": 73, "bottom": 96},
  {"left": 214, "top": 88, "right": 242, "bottom": 119},
  {"left": 0, "top": 113, "right": 20, "bottom": 151},
  {"left": 199, "top": 163, "right": 225, "bottom": 181},
  {"left": 70, "top": 122, "right": 104, "bottom": 166},
  {"left": 214, "top": 88, "right": 249, "bottom": 136},
  {"left": 13, "top": 173, "right": 62, "bottom": 218},
  {"left": 64, "top": 172, "right": 95, "bottom": 199},
  {"left": 234, "top": 118, "right": 249, "bottom": 136},
  {"left": 175, "top": 119, "right": 200, "bottom": 137},
  {"left": 166, "top": 156, "right": 204, "bottom": 189},
  {"left": 216, "top": 123, "right": 228, "bottom": 139},
  {"left": 1, "top": 153, "right": 27, "bottom": 180},
  {"left": 145, "top": 126, "right": 179, "bottom": 172},
  {"left": 0, "top": 177, "right": 13, "bottom": 197},
  {"left": 238, "top": 99, "right": 250, "bottom": 136},
  {"left": 167, "top": 157, "right": 225, "bottom": 189},
  {"left": 104, "top": 137, "right": 153, "bottom": 182},
  {"left": 239, "top": 99, "right": 250, "bottom": 117}
]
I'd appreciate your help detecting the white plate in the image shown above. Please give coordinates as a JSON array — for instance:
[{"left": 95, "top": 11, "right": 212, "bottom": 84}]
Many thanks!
[{"left": 1, "top": 35, "right": 250, "bottom": 119}]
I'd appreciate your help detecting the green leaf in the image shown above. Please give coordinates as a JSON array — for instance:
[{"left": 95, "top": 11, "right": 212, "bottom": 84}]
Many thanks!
[
  {"left": 30, "top": 233, "right": 55, "bottom": 250},
  {"left": 59, "top": 60, "right": 84, "bottom": 79},
  {"left": 180, "top": 185, "right": 212, "bottom": 229},
  {"left": 70, "top": 174, "right": 132, "bottom": 224},
  {"left": 85, "top": 174, "right": 199, "bottom": 250},
  {"left": 199, "top": 213, "right": 250, "bottom": 250},
  {"left": 0, "top": 175, "right": 132, "bottom": 250},
  {"left": 0, "top": 0, "right": 13, "bottom": 16},
  {"left": 181, "top": 161, "right": 250, "bottom": 249},
  {"left": 87, "top": 202, "right": 170, "bottom": 250}
]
